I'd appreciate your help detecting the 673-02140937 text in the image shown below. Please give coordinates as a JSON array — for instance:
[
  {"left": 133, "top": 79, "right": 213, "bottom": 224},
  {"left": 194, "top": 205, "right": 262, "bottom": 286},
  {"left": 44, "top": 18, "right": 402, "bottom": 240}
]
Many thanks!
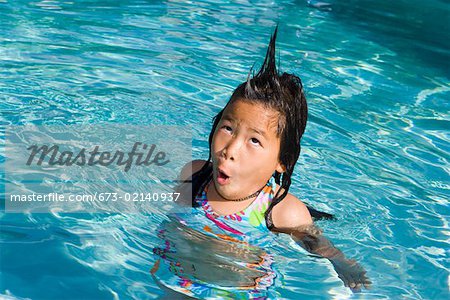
[{"left": 9, "top": 192, "right": 181, "bottom": 202}]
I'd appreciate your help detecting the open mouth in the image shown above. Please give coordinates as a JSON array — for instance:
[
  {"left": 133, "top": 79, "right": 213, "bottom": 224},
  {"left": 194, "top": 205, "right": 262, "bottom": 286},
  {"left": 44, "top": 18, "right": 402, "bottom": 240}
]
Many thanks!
[{"left": 216, "top": 168, "right": 230, "bottom": 185}]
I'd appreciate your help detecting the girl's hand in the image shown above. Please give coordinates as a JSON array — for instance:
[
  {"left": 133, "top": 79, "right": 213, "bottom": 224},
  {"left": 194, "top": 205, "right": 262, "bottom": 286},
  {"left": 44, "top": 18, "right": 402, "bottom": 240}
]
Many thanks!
[{"left": 330, "top": 257, "right": 371, "bottom": 292}]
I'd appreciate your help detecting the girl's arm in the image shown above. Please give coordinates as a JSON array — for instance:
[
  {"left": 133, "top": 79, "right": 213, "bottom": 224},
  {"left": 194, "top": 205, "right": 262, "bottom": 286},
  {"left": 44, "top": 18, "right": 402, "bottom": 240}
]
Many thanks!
[
  {"left": 279, "top": 225, "right": 371, "bottom": 291},
  {"left": 271, "top": 195, "right": 371, "bottom": 291}
]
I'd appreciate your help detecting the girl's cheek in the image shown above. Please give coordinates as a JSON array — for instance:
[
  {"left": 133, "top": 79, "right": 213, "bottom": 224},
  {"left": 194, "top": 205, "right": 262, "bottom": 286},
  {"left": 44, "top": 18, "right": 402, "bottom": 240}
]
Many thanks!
[
  {"left": 216, "top": 130, "right": 229, "bottom": 141},
  {"left": 212, "top": 132, "right": 227, "bottom": 150},
  {"left": 245, "top": 144, "right": 261, "bottom": 158}
]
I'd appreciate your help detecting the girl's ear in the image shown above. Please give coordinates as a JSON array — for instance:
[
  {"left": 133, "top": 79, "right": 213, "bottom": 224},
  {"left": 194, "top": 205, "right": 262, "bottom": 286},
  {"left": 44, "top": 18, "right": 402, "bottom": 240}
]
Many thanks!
[{"left": 276, "top": 162, "right": 286, "bottom": 173}]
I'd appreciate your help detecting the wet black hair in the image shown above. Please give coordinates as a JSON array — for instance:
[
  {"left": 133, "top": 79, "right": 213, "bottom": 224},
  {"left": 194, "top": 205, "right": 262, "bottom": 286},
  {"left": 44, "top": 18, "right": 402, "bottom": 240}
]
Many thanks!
[{"left": 188, "top": 26, "right": 333, "bottom": 228}]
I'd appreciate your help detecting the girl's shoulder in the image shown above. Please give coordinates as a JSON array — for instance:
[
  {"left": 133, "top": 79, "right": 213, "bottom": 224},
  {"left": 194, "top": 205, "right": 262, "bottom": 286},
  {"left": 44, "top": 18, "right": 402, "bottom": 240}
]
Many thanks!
[
  {"left": 270, "top": 192, "right": 313, "bottom": 230},
  {"left": 179, "top": 160, "right": 210, "bottom": 180}
]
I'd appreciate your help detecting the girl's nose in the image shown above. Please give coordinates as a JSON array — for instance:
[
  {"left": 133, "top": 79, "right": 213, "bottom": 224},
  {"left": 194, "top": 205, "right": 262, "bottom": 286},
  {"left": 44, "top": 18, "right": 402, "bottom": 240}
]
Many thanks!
[{"left": 223, "top": 137, "right": 241, "bottom": 161}]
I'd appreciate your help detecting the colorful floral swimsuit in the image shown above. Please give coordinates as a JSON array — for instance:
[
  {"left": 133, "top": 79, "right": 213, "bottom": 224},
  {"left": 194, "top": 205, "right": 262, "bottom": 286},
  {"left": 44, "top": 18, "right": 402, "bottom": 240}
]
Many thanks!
[
  {"left": 195, "top": 176, "right": 277, "bottom": 235},
  {"left": 151, "top": 176, "right": 278, "bottom": 299}
]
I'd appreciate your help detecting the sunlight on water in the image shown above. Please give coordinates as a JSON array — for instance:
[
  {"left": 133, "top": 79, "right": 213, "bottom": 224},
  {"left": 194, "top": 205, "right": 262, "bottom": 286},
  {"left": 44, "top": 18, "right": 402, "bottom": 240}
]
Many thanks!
[{"left": 0, "top": 0, "right": 449, "bottom": 299}]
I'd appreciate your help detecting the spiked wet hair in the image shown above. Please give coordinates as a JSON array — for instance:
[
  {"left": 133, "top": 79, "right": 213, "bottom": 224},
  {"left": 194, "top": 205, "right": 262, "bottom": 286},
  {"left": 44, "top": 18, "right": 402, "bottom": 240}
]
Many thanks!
[{"left": 191, "top": 26, "right": 308, "bottom": 229}]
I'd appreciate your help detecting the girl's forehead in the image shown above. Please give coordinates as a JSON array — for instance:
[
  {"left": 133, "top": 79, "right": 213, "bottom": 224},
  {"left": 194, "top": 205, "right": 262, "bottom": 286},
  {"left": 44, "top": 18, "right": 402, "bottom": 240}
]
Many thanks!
[
  {"left": 225, "top": 99, "right": 279, "bottom": 115},
  {"left": 222, "top": 100, "right": 280, "bottom": 133}
]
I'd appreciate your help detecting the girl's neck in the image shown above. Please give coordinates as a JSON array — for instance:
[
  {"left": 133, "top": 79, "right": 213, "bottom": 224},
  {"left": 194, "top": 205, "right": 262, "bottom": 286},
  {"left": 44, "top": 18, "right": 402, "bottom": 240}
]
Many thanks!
[{"left": 206, "top": 179, "right": 264, "bottom": 203}]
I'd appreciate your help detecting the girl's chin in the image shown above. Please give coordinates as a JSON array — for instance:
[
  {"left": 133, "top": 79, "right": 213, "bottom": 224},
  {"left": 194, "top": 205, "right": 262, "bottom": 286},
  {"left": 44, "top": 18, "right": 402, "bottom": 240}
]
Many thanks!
[
  {"left": 213, "top": 181, "right": 236, "bottom": 198},
  {"left": 214, "top": 183, "right": 253, "bottom": 201}
]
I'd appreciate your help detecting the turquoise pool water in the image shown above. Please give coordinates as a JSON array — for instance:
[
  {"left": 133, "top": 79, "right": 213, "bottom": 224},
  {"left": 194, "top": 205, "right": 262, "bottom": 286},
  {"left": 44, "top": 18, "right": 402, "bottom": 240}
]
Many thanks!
[{"left": 1, "top": 0, "right": 449, "bottom": 299}]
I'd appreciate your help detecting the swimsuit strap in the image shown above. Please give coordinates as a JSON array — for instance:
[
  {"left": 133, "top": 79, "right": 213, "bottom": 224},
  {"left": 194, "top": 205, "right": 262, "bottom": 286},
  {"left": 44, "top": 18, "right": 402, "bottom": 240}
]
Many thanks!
[{"left": 242, "top": 176, "right": 276, "bottom": 216}]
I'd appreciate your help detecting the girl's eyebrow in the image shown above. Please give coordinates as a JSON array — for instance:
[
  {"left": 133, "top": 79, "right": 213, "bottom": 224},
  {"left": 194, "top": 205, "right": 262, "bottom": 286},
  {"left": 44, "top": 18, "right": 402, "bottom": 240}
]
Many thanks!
[
  {"left": 221, "top": 115, "right": 234, "bottom": 122},
  {"left": 222, "top": 114, "right": 267, "bottom": 137},
  {"left": 250, "top": 127, "right": 267, "bottom": 138}
]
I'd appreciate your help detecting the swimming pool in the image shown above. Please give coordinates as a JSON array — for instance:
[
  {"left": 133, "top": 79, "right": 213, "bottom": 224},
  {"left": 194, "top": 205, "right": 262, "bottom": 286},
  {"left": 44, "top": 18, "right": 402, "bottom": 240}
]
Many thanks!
[{"left": 1, "top": 0, "right": 449, "bottom": 299}]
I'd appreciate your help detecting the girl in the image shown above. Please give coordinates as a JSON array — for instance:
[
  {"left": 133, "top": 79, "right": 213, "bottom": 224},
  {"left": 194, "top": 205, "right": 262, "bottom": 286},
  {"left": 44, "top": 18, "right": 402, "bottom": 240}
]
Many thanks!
[{"left": 152, "top": 27, "right": 371, "bottom": 296}]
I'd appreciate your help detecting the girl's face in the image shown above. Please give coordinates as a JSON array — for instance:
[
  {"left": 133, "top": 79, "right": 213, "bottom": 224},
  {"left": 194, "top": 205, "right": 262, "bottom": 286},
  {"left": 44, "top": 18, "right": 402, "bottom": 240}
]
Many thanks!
[{"left": 211, "top": 99, "right": 285, "bottom": 200}]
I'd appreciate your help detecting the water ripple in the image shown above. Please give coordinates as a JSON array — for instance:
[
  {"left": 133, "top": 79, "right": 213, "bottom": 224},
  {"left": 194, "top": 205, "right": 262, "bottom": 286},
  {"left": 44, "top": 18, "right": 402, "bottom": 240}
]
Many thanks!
[{"left": 1, "top": 0, "right": 449, "bottom": 299}]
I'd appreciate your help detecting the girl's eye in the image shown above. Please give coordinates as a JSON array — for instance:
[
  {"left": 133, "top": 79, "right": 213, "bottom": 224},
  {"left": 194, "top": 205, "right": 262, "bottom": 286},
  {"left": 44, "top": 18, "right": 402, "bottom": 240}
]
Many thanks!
[
  {"left": 250, "top": 137, "right": 260, "bottom": 145},
  {"left": 222, "top": 125, "right": 232, "bottom": 132}
]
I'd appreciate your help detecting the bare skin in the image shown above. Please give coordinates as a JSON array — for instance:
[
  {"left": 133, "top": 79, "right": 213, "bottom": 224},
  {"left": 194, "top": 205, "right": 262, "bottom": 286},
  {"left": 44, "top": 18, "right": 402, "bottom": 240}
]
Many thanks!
[{"left": 180, "top": 99, "right": 371, "bottom": 291}]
